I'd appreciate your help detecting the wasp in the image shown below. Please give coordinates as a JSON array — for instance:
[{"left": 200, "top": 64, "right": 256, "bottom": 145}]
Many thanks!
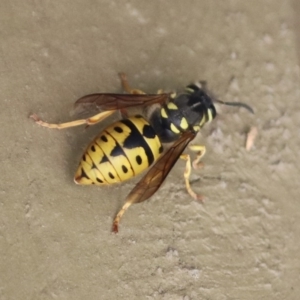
[{"left": 30, "top": 73, "right": 253, "bottom": 233}]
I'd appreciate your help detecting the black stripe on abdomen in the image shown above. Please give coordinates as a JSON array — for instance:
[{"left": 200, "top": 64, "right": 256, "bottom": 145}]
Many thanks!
[{"left": 120, "top": 119, "right": 155, "bottom": 166}]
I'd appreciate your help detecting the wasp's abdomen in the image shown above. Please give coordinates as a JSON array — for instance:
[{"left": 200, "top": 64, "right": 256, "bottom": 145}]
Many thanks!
[{"left": 74, "top": 116, "right": 163, "bottom": 185}]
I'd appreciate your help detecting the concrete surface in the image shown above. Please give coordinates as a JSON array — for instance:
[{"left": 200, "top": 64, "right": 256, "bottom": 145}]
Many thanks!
[{"left": 1, "top": 1, "right": 300, "bottom": 299}]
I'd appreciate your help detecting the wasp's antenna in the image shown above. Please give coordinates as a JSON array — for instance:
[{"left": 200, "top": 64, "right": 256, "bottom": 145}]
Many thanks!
[{"left": 215, "top": 99, "right": 254, "bottom": 114}]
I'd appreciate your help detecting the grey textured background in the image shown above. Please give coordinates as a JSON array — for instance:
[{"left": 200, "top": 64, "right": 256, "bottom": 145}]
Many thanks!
[{"left": 1, "top": 1, "right": 300, "bottom": 299}]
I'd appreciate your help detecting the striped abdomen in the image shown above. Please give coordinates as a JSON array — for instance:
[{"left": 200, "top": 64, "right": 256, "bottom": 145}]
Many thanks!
[{"left": 74, "top": 115, "right": 163, "bottom": 185}]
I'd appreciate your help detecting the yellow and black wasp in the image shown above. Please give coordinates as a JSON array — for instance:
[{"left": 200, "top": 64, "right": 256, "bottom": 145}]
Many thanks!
[{"left": 30, "top": 73, "right": 253, "bottom": 233}]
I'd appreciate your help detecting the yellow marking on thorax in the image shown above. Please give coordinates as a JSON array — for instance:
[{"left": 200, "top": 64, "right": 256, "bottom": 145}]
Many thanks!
[
  {"left": 161, "top": 108, "right": 168, "bottom": 118},
  {"left": 180, "top": 117, "right": 189, "bottom": 130},
  {"left": 170, "top": 123, "right": 180, "bottom": 134},
  {"left": 167, "top": 102, "right": 178, "bottom": 110}
]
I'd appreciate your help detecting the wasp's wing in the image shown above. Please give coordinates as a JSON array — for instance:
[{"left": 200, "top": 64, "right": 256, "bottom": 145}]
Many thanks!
[
  {"left": 73, "top": 93, "right": 170, "bottom": 115},
  {"left": 126, "top": 131, "right": 196, "bottom": 205},
  {"left": 112, "top": 131, "right": 197, "bottom": 232}
]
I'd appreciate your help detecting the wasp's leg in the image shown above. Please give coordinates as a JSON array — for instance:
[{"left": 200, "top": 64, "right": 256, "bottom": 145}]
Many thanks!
[
  {"left": 180, "top": 154, "right": 203, "bottom": 201},
  {"left": 180, "top": 145, "right": 206, "bottom": 201},
  {"left": 30, "top": 110, "right": 115, "bottom": 130},
  {"left": 112, "top": 202, "right": 132, "bottom": 233},
  {"left": 198, "top": 80, "right": 207, "bottom": 90},
  {"left": 118, "top": 72, "right": 146, "bottom": 118},
  {"left": 156, "top": 89, "right": 164, "bottom": 94},
  {"left": 188, "top": 145, "right": 206, "bottom": 169},
  {"left": 119, "top": 72, "right": 146, "bottom": 95},
  {"left": 119, "top": 72, "right": 168, "bottom": 97}
]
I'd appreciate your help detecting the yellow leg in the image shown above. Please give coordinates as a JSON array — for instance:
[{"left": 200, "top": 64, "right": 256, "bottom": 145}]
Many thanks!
[
  {"left": 119, "top": 72, "right": 146, "bottom": 94},
  {"left": 112, "top": 202, "right": 132, "bottom": 233},
  {"left": 180, "top": 145, "right": 206, "bottom": 201},
  {"left": 31, "top": 73, "right": 145, "bottom": 129},
  {"left": 118, "top": 72, "right": 146, "bottom": 118},
  {"left": 30, "top": 110, "right": 115, "bottom": 129},
  {"left": 189, "top": 145, "right": 206, "bottom": 169}
]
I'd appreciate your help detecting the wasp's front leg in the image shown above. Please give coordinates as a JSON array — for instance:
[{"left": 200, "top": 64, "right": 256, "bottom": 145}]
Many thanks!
[{"left": 119, "top": 72, "right": 146, "bottom": 95}]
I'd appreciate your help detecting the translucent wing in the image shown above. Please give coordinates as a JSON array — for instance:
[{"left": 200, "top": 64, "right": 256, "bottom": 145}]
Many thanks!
[
  {"left": 74, "top": 93, "right": 170, "bottom": 115},
  {"left": 127, "top": 131, "right": 196, "bottom": 203},
  {"left": 112, "top": 131, "right": 196, "bottom": 232}
]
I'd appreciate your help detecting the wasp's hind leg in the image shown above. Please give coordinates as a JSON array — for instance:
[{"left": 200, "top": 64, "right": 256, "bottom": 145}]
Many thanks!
[
  {"left": 30, "top": 110, "right": 115, "bottom": 130},
  {"left": 180, "top": 145, "right": 206, "bottom": 201}
]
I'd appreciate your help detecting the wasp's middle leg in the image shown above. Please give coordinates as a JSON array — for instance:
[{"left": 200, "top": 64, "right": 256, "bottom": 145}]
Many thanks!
[{"left": 180, "top": 145, "right": 206, "bottom": 201}]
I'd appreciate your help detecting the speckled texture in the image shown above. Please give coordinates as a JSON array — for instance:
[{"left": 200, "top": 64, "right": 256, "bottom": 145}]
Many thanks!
[{"left": 1, "top": 1, "right": 300, "bottom": 299}]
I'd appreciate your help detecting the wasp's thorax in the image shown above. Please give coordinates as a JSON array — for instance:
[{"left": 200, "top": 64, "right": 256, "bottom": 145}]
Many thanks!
[{"left": 150, "top": 84, "right": 216, "bottom": 143}]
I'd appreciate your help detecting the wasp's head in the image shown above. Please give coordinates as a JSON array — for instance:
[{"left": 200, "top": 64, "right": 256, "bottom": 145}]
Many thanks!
[{"left": 184, "top": 83, "right": 217, "bottom": 127}]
